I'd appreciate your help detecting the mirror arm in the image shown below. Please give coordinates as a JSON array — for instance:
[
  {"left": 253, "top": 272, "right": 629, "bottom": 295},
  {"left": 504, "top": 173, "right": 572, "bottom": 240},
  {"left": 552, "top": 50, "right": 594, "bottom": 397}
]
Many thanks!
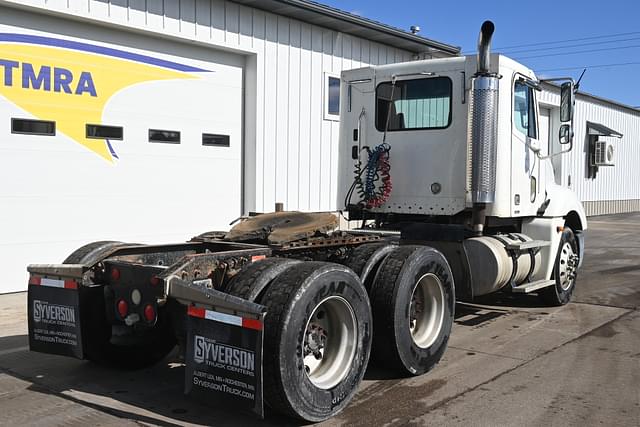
[
  {"left": 517, "top": 76, "right": 542, "bottom": 91},
  {"left": 538, "top": 143, "right": 572, "bottom": 160},
  {"left": 540, "top": 77, "right": 576, "bottom": 85}
]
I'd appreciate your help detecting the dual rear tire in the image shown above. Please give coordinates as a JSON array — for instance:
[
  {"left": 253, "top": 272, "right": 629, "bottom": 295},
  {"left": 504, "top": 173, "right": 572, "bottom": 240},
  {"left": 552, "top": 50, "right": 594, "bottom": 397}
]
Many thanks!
[
  {"left": 228, "top": 246, "right": 454, "bottom": 421},
  {"left": 369, "top": 246, "right": 455, "bottom": 375},
  {"left": 71, "top": 240, "right": 454, "bottom": 420},
  {"left": 228, "top": 260, "right": 372, "bottom": 422}
]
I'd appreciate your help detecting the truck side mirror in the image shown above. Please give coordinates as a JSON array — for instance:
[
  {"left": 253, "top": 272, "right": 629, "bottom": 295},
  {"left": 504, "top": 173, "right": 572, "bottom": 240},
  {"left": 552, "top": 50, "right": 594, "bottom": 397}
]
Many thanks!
[
  {"left": 559, "top": 124, "right": 572, "bottom": 145},
  {"left": 560, "top": 82, "right": 575, "bottom": 123}
]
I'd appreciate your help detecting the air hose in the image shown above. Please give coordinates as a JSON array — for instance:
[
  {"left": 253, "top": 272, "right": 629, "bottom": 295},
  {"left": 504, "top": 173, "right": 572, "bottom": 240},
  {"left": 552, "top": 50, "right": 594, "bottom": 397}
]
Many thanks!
[
  {"left": 355, "top": 143, "right": 392, "bottom": 208},
  {"left": 346, "top": 79, "right": 396, "bottom": 210}
]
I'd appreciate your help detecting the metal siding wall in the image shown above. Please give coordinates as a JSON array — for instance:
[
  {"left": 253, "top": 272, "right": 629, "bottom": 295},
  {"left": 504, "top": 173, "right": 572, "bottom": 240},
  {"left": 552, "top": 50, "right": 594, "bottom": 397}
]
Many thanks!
[
  {"left": 541, "top": 87, "right": 640, "bottom": 214},
  {"left": 1, "top": 0, "right": 414, "bottom": 213},
  {"left": 573, "top": 99, "right": 640, "bottom": 203}
]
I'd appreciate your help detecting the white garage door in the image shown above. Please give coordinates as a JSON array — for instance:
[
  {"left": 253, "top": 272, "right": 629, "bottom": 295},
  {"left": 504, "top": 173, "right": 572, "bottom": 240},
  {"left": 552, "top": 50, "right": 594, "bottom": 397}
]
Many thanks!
[{"left": 0, "top": 13, "right": 244, "bottom": 293}]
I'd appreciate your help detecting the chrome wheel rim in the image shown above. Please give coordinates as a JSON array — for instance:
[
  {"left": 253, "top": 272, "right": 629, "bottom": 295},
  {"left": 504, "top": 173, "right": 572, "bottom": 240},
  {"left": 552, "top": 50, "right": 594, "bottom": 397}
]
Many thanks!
[
  {"left": 409, "top": 273, "right": 445, "bottom": 349},
  {"left": 558, "top": 242, "right": 579, "bottom": 291},
  {"left": 303, "top": 296, "right": 357, "bottom": 389}
]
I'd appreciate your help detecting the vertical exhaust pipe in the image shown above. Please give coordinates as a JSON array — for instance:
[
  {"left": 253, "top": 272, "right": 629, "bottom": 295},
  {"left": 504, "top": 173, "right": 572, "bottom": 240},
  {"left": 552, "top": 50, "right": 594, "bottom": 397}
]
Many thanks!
[
  {"left": 470, "top": 20, "right": 499, "bottom": 236},
  {"left": 477, "top": 21, "right": 495, "bottom": 75}
]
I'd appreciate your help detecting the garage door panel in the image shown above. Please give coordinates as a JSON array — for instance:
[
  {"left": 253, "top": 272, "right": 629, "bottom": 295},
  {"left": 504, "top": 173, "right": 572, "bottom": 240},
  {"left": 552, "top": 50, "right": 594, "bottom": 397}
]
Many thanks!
[
  {"left": 0, "top": 21, "right": 244, "bottom": 293},
  {"left": 103, "top": 81, "right": 242, "bottom": 158}
]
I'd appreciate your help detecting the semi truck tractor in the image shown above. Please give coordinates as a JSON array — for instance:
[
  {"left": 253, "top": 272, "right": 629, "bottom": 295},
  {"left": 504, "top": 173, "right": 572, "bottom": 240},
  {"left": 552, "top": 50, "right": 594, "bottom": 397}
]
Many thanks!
[{"left": 26, "top": 21, "right": 586, "bottom": 422}]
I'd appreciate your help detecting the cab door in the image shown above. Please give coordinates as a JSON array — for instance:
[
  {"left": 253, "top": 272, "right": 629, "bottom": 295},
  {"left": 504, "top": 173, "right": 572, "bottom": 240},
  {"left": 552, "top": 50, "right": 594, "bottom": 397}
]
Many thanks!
[{"left": 511, "top": 78, "right": 542, "bottom": 216}]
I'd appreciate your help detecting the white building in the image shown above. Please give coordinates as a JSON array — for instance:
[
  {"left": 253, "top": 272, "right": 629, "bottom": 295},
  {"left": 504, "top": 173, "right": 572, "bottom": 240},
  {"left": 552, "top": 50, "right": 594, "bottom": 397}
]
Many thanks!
[{"left": 0, "top": 0, "right": 638, "bottom": 294}]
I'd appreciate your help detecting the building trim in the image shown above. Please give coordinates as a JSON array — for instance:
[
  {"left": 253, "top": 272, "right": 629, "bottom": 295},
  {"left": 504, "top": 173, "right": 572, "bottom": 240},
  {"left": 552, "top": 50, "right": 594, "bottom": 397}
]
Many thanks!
[
  {"left": 231, "top": 0, "right": 460, "bottom": 55},
  {"left": 583, "top": 199, "right": 640, "bottom": 216},
  {"left": 542, "top": 82, "right": 640, "bottom": 116}
]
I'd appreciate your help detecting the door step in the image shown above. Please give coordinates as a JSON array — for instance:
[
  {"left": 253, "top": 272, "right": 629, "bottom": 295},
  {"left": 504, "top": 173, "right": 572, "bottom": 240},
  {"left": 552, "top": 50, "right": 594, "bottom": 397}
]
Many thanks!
[{"left": 511, "top": 279, "right": 555, "bottom": 293}]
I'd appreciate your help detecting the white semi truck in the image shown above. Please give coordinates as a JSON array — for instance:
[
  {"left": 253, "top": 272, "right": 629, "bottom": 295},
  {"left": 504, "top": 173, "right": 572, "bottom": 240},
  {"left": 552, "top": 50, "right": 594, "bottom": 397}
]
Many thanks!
[{"left": 26, "top": 21, "right": 585, "bottom": 422}]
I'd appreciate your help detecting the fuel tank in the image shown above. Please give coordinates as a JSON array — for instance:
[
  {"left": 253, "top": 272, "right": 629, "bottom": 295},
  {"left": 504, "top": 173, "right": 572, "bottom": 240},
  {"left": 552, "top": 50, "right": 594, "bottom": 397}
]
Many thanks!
[{"left": 464, "top": 233, "right": 542, "bottom": 296}]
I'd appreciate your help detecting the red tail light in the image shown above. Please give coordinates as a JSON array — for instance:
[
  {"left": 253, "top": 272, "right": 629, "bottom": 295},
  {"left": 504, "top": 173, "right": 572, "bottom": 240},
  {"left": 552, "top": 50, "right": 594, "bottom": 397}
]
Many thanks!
[
  {"left": 150, "top": 276, "right": 160, "bottom": 286},
  {"left": 111, "top": 267, "right": 121, "bottom": 282},
  {"left": 117, "top": 299, "right": 128, "bottom": 318},
  {"left": 143, "top": 304, "right": 156, "bottom": 323}
]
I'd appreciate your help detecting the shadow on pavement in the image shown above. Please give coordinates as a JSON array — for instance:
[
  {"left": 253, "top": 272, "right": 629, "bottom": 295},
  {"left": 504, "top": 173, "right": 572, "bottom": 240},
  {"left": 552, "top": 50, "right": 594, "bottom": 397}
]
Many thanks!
[
  {"left": 469, "top": 292, "right": 551, "bottom": 310},
  {"left": 0, "top": 339, "right": 301, "bottom": 427},
  {"left": 0, "top": 334, "right": 28, "bottom": 352}
]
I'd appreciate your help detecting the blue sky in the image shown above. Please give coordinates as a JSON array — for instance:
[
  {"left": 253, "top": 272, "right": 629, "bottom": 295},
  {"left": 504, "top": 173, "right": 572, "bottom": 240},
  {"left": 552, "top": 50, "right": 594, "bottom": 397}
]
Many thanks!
[{"left": 321, "top": 0, "right": 640, "bottom": 108}]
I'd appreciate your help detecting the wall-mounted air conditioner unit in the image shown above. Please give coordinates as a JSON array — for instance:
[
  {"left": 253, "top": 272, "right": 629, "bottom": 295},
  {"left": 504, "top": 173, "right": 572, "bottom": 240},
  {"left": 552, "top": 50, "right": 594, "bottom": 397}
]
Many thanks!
[{"left": 593, "top": 140, "right": 615, "bottom": 166}]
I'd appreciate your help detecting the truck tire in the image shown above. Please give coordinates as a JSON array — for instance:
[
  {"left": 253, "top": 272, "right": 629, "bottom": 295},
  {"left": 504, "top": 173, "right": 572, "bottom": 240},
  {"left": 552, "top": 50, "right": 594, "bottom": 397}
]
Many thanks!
[
  {"left": 539, "top": 227, "right": 580, "bottom": 306},
  {"left": 344, "top": 242, "right": 395, "bottom": 291},
  {"left": 63, "top": 241, "right": 125, "bottom": 264},
  {"left": 370, "top": 245, "right": 455, "bottom": 376},
  {"left": 260, "top": 262, "right": 372, "bottom": 422},
  {"left": 225, "top": 258, "right": 300, "bottom": 301},
  {"left": 64, "top": 242, "right": 176, "bottom": 369}
]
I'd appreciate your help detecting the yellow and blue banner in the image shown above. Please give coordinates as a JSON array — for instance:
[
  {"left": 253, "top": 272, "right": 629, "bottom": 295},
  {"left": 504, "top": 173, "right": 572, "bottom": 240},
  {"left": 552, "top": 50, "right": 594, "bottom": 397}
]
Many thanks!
[{"left": 0, "top": 33, "right": 208, "bottom": 162}]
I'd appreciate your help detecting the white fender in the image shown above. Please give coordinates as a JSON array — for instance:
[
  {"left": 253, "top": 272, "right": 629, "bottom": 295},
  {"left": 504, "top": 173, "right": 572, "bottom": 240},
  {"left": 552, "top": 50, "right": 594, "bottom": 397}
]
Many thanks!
[{"left": 543, "top": 181, "right": 588, "bottom": 231}]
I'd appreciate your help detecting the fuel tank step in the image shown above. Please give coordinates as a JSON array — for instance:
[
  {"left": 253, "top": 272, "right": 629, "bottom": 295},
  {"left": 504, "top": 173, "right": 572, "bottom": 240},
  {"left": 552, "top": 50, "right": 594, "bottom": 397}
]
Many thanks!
[
  {"left": 505, "top": 240, "right": 550, "bottom": 251},
  {"left": 511, "top": 279, "right": 555, "bottom": 293}
]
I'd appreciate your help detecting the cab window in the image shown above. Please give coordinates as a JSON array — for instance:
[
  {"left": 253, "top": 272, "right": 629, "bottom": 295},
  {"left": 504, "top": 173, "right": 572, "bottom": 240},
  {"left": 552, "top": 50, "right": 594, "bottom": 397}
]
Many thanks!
[
  {"left": 513, "top": 81, "right": 537, "bottom": 139},
  {"left": 376, "top": 77, "right": 452, "bottom": 131}
]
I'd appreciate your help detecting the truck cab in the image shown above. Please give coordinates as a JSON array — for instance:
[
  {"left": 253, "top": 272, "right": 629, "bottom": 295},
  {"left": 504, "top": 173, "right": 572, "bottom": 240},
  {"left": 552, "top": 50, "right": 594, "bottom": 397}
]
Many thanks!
[
  {"left": 338, "top": 55, "right": 585, "bottom": 225},
  {"left": 338, "top": 21, "right": 585, "bottom": 301}
]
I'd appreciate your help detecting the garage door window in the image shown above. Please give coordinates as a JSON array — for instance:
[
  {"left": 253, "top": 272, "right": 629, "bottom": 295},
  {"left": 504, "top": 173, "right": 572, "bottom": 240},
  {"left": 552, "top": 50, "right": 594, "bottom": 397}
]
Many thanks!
[
  {"left": 149, "top": 129, "right": 180, "bottom": 144},
  {"left": 203, "top": 133, "right": 230, "bottom": 147},
  {"left": 86, "top": 124, "right": 123, "bottom": 140},
  {"left": 11, "top": 118, "right": 55, "bottom": 136}
]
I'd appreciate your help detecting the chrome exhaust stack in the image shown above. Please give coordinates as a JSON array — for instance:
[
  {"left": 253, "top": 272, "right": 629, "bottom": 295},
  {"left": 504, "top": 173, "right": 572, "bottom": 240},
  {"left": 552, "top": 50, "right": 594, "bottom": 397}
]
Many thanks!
[
  {"left": 476, "top": 20, "right": 495, "bottom": 75},
  {"left": 470, "top": 20, "right": 499, "bottom": 236}
]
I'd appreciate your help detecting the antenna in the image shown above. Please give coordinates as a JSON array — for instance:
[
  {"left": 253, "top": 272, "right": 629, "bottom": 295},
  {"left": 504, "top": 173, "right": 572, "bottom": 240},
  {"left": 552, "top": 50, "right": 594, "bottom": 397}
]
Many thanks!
[{"left": 575, "top": 68, "right": 587, "bottom": 90}]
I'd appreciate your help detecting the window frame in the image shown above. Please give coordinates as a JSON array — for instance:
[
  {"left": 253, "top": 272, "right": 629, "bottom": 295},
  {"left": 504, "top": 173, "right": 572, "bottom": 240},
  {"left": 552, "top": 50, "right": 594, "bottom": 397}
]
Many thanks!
[
  {"left": 323, "top": 72, "right": 341, "bottom": 121},
  {"left": 11, "top": 118, "right": 56, "bottom": 136},
  {"left": 512, "top": 78, "right": 538, "bottom": 140},
  {"left": 374, "top": 76, "right": 453, "bottom": 132},
  {"left": 86, "top": 124, "right": 124, "bottom": 140}
]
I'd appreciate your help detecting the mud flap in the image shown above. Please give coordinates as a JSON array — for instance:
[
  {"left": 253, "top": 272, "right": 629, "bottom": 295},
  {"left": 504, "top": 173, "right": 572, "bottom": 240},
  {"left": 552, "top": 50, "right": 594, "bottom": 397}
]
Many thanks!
[
  {"left": 184, "top": 305, "right": 265, "bottom": 418},
  {"left": 27, "top": 276, "right": 83, "bottom": 359}
]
